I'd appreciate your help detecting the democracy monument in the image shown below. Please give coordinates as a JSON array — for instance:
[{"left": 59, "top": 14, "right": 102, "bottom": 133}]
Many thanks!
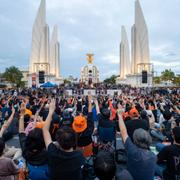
[
  {"left": 28, "top": 0, "right": 153, "bottom": 87},
  {"left": 116, "top": 0, "right": 153, "bottom": 86},
  {"left": 28, "top": 0, "right": 63, "bottom": 87}
]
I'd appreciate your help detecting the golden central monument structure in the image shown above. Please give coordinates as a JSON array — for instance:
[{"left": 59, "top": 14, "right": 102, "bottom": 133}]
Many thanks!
[
  {"left": 80, "top": 54, "right": 100, "bottom": 85},
  {"left": 86, "top": 53, "right": 94, "bottom": 64}
]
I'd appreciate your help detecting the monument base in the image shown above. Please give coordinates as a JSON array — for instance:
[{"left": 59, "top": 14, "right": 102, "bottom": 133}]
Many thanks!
[
  {"left": 54, "top": 77, "right": 64, "bottom": 85},
  {"left": 116, "top": 73, "right": 153, "bottom": 87},
  {"left": 116, "top": 77, "right": 127, "bottom": 84},
  {"left": 28, "top": 73, "right": 64, "bottom": 87}
]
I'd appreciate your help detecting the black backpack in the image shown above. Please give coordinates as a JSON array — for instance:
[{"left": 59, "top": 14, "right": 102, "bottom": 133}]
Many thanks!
[{"left": 82, "top": 156, "right": 96, "bottom": 180}]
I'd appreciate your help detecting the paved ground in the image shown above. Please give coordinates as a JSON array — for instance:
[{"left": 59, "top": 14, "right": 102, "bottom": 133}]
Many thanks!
[{"left": 6, "top": 135, "right": 20, "bottom": 148}]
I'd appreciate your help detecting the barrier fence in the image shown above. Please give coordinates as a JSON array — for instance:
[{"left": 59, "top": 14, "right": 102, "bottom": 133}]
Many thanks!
[{"left": 64, "top": 89, "right": 122, "bottom": 96}]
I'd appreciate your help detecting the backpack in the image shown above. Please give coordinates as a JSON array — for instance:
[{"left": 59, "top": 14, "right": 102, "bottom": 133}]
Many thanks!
[
  {"left": 114, "top": 134, "right": 127, "bottom": 164},
  {"left": 82, "top": 156, "right": 96, "bottom": 180},
  {"left": 27, "top": 163, "right": 49, "bottom": 180},
  {"left": 162, "top": 121, "right": 172, "bottom": 140}
]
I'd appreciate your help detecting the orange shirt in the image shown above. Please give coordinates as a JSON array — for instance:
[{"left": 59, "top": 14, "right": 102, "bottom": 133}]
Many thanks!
[{"left": 109, "top": 100, "right": 117, "bottom": 121}]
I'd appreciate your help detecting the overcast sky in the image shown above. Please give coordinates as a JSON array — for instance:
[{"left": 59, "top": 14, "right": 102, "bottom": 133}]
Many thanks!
[{"left": 0, "top": 0, "right": 180, "bottom": 79}]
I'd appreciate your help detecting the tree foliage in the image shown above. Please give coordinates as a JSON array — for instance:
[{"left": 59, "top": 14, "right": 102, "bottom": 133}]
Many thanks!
[
  {"left": 173, "top": 75, "right": 180, "bottom": 85},
  {"left": 104, "top": 75, "right": 118, "bottom": 84},
  {"left": 161, "top": 69, "right": 175, "bottom": 82},
  {"left": 64, "top": 79, "right": 71, "bottom": 85},
  {"left": 3, "top": 66, "right": 23, "bottom": 87},
  {"left": 153, "top": 69, "right": 180, "bottom": 85},
  {"left": 153, "top": 76, "right": 161, "bottom": 84}
]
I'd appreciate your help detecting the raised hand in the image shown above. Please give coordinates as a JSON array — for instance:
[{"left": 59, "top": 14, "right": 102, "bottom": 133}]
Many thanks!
[
  {"left": 93, "top": 98, "right": 98, "bottom": 106},
  {"left": 88, "top": 92, "right": 92, "bottom": 102},
  {"left": 94, "top": 97, "right": 100, "bottom": 114},
  {"left": 20, "top": 102, "right": 26, "bottom": 115},
  {"left": 11, "top": 106, "right": 15, "bottom": 114},
  {"left": 117, "top": 103, "right": 124, "bottom": 115},
  {"left": 49, "top": 99, "right": 56, "bottom": 114}
]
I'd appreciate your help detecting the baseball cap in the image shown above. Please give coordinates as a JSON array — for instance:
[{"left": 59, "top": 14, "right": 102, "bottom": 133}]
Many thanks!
[
  {"left": 129, "top": 107, "right": 139, "bottom": 118},
  {"left": 63, "top": 109, "right": 71, "bottom": 119},
  {"left": 72, "top": 115, "right": 87, "bottom": 133},
  {"left": 25, "top": 109, "right": 32, "bottom": 116}
]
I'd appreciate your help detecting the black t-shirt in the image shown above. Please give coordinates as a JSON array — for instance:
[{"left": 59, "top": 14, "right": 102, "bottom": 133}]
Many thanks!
[
  {"left": 162, "top": 120, "right": 172, "bottom": 140},
  {"left": 19, "top": 133, "right": 48, "bottom": 166},
  {"left": 98, "top": 114, "right": 116, "bottom": 128},
  {"left": 157, "top": 144, "right": 180, "bottom": 180},
  {"left": 125, "top": 118, "right": 149, "bottom": 141},
  {"left": 31, "top": 105, "right": 40, "bottom": 115},
  {"left": 48, "top": 143, "right": 84, "bottom": 180},
  {"left": 97, "top": 115, "right": 116, "bottom": 141}
]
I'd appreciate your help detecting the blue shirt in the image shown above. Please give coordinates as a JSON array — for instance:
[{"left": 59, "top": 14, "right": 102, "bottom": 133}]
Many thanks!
[
  {"left": 1, "top": 107, "right": 11, "bottom": 121},
  {"left": 124, "top": 137, "right": 156, "bottom": 180},
  {"left": 92, "top": 107, "right": 98, "bottom": 121}
]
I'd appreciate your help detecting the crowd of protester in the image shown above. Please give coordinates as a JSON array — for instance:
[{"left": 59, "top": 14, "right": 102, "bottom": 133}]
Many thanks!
[{"left": 0, "top": 85, "right": 179, "bottom": 180}]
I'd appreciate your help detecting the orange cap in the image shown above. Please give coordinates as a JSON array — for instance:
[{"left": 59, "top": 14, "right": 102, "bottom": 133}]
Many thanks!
[
  {"left": 72, "top": 115, "right": 87, "bottom": 133},
  {"left": 35, "top": 121, "right": 45, "bottom": 129},
  {"left": 129, "top": 107, "right": 139, "bottom": 118},
  {"left": 25, "top": 109, "right": 32, "bottom": 116}
]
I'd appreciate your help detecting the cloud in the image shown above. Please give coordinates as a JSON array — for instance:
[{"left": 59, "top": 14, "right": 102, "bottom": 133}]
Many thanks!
[
  {"left": 0, "top": 0, "right": 180, "bottom": 80},
  {"left": 0, "top": 14, "right": 12, "bottom": 24},
  {"left": 151, "top": 60, "right": 180, "bottom": 67},
  {"left": 0, "top": 58, "right": 12, "bottom": 64},
  {"left": 0, "top": 57, "right": 28, "bottom": 72},
  {"left": 101, "top": 69, "right": 118, "bottom": 80},
  {"left": 63, "top": 36, "right": 85, "bottom": 51},
  {"left": 151, "top": 60, "right": 180, "bottom": 75},
  {"left": 102, "top": 54, "right": 119, "bottom": 64}
]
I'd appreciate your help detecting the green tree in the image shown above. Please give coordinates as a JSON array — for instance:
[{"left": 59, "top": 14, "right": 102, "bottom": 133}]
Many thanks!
[
  {"left": 153, "top": 76, "right": 161, "bottom": 84},
  {"left": 3, "top": 66, "right": 23, "bottom": 87},
  {"left": 64, "top": 79, "right": 71, "bottom": 85},
  {"left": 104, "top": 75, "right": 118, "bottom": 84},
  {"left": 173, "top": 75, "right": 180, "bottom": 85},
  {"left": 161, "top": 69, "right": 175, "bottom": 82}
]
